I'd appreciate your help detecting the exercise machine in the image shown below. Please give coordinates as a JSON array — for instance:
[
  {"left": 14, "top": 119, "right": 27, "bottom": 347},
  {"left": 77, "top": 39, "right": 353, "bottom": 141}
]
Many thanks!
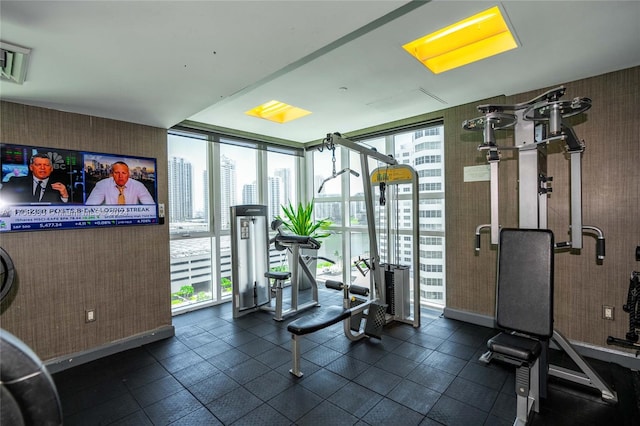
[
  {"left": 230, "top": 205, "right": 271, "bottom": 319},
  {"left": 465, "top": 87, "right": 618, "bottom": 423},
  {"left": 266, "top": 219, "right": 323, "bottom": 321},
  {"left": 230, "top": 205, "right": 323, "bottom": 321},
  {"left": 466, "top": 86, "right": 605, "bottom": 259},
  {"left": 607, "top": 245, "right": 640, "bottom": 354},
  {"left": 317, "top": 133, "right": 421, "bottom": 328},
  {"left": 286, "top": 280, "right": 387, "bottom": 377},
  {"left": 481, "top": 228, "right": 554, "bottom": 426}
]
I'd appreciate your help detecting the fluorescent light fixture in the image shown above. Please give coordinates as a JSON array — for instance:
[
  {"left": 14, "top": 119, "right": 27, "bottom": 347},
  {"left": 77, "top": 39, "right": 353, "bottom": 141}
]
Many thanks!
[
  {"left": 245, "top": 100, "right": 311, "bottom": 124},
  {"left": 402, "top": 6, "right": 517, "bottom": 74}
]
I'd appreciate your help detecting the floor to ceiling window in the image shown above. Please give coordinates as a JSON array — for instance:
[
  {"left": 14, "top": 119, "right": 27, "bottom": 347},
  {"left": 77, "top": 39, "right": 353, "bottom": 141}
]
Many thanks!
[
  {"left": 168, "top": 129, "right": 301, "bottom": 314},
  {"left": 312, "top": 122, "right": 446, "bottom": 307},
  {"left": 168, "top": 132, "right": 216, "bottom": 312}
]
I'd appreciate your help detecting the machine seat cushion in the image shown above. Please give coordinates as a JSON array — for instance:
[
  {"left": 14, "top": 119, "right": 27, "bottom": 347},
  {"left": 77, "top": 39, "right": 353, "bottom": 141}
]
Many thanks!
[
  {"left": 488, "top": 332, "right": 542, "bottom": 364},
  {"left": 265, "top": 271, "right": 291, "bottom": 280},
  {"left": 287, "top": 306, "right": 350, "bottom": 336}
]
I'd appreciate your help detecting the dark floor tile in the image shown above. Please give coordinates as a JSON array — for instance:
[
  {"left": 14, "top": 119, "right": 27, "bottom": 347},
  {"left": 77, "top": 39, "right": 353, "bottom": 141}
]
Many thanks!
[
  {"left": 296, "top": 399, "right": 359, "bottom": 425},
  {"left": 172, "top": 359, "right": 219, "bottom": 387},
  {"left": 274, "top": 355, "right": 322, "bottom": 378},
  {"left": 353, "top": 365, "right": 403, "bottom": 396},
  {"left": 421, "top": 324, "right": 456, "bottom": 340},
  {"left": 187, "top": 371, "right": 240, "bottom": 404},
  {"left": 449, "top": 326, "right": 495, "bottom": 348},
  {"left": 458, "top": 361, "right": 509, "bottom": 391},
  {"left": 444, "top": 376, "right": 499, "bottom": 412},
  {"left": 325, "top": 354, "right": 371, "bottom": 380},
  {"left": 236, "top": 336, "right": 277, "bottom": 357},
  {"left": 488, "top": 391, "right": 516, "bottom": 423},
  {"left": 483, "top": 413, "right": 513, "bottom": 426},
  {"left": 374, "top": 352, "right": 420, "bottom": 377},
  {"left": 158, "top": 349, "right": 205, "bottom": 374},
  {"left": 110, "top": 409, "right": 154, "bottom": 426},
  {"left": 361, "top": 397, "right": 425, "bottom": 426},
  {"left": 220, "top": 329, "right": 259, "bottom": 347},
  {"left": 244, "top": 369, "right": 295, "bottom": 401},
  {"left": 300, "top": 368, "right": 350, "bottom": 398},
  {"left": 436, "top": 340, "right": 478, "bottom": 361},
  {"left": 121, "top": 361, "right": 170, "bottom": 390},
  {"left": 52, "top": 300, "right": 638, "bottom": 426},
  {"left": 177, "top": 330, "right": 219, "bottom": 349},
  {"left": 253, "top": 344, "right": 291, "bottom": 369},
  {"left": 427, "top": 395, "right": 488, "bottom": 426},
  {"left": 131, "top": 375, "right": 185, "bottom": 407},
  {"left": 206, "top": 347, "right": 252, "bottom": 370},
  {"left": 168, "top": 406, "right": 222, "bottom": 425},
  {"left": 327, "top": 381, "right": 383, "bottom": 418},
  {"left": 347, "top": 340, "right": 389, "bottom": 364},
  {"left": 58, "top": 376, "right": 130, "bottom": 417},
  {"left": 391, "top": 341, "right": 433, "bottom": 363},
  {"left": 268, "top": 383, "right": 324, "bottom": 421},
  {"left": 144, "top": 389, "right": 203, "bottom": 426},
  {"left": 64, "top": 393, "right": 141, "bottom": 426},
  {"left": 262, "top": 328, "right": 292, "bottom": 346},
  {"left": 383, "top": 322, "right": 424, "bottom": 341},
  {"left": 302, "top": 344, "right": 344, "bottom": 367},
  {"left": 407, "top": 362, "right": 456, "bottom": 393},
  {"left": 323, "top": 334, "right": 364, "bottom": 353},
  {"left": 406, "top": 331, "right": 446, "bottom": 350},
  {"left": 206, "top": 386, "right": 263, "bottom": 424},
  {"left": 224, "top": 358, "right": 271, "bottom": 385},
  {"left": 387, "top": 378, "right": 441, "bottom": 415},
  {"left": 231, "top": 402, "right": 292, "bottom": 426},
  {"left": 193, "top": 339, "right": 235, "bottom": 359},
  {"left": 146, "top": 338, "right": 191, "bottom": 361},
  {"left": 422, "top": 350, "right": 467, "bottom": 376}
]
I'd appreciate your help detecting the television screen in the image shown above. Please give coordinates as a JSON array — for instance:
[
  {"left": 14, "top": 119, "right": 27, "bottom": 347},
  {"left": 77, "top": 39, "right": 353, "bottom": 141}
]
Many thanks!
[{"left": 0, "top": 143, "right": 159, "bottom": 232}]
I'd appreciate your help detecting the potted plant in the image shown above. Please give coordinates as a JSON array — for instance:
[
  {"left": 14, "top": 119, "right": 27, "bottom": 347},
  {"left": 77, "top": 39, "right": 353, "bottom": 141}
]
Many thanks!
[
  {"left": 277, "top": 201, "right": 331, "bottom": 239},
  {"left": 275, "top": 201, "right": 332, "bottom": 289}
]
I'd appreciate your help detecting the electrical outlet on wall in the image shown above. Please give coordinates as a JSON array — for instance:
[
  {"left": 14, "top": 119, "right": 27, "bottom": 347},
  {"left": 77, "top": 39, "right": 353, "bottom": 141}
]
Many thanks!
[
  {"left": 86, "top": 309, "right": 96, "bottom": 323},
  {"left": 602, "top": 305, "right": 614, "bottom": 320}
]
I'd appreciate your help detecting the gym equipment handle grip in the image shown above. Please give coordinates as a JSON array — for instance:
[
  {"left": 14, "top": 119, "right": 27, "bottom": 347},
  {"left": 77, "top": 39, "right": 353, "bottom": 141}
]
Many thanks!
[
  {"left": 325, "top": 280, "right": 344, "bottom": 291},
  {"left": 596, "top": 238, "right": 605, "bottom": 260},
  {"left": 349, "top": 285, "right": 370, "bottom": 296}
]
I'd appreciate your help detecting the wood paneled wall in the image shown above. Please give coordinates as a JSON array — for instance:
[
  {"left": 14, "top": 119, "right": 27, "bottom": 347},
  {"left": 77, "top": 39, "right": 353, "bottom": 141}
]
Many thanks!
[
  {"left": 0, "top": 102, "right": 172, "bottom": 362},
  {"left": 445, "top": 66, "right": 640, "bottom": 353}
]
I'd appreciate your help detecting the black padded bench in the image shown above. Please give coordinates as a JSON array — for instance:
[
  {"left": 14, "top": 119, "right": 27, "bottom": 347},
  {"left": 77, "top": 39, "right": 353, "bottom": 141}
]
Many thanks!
[
  {"left": 287, "top": 306, "right": 350, "bottom": 377},
  {"left": 480, "top": 228, "right": 554, "bottom": 426}
]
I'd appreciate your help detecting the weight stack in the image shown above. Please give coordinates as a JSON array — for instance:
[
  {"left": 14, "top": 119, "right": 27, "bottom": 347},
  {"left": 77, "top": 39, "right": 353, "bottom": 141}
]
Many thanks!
[{"left": 382, "top": 263, "right": 410, "bottom": 320}]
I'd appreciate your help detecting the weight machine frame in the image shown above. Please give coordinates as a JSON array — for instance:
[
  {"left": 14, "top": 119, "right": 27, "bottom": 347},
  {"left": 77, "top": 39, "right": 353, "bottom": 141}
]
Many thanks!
[
  {"left": 320, "top": 133, "right": 420, "bottom": 327},
  {"left": 464, "top": 86, "right": 617, "bottom": 404}
]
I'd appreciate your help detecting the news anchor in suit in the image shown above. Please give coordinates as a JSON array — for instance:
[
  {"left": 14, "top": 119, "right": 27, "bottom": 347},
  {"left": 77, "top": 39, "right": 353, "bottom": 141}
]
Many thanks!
[
  {"left": 85, "top": 161, "right": 154, "bottom": 205},
  {"left": 0, "top": 153, "right": 69, "bottom": 204}
]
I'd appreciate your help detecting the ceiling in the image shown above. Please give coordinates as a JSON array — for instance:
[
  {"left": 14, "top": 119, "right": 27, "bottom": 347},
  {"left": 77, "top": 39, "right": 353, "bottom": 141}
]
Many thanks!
[{"left": 1, "top": 1, "right": 639, "bottom": 144}]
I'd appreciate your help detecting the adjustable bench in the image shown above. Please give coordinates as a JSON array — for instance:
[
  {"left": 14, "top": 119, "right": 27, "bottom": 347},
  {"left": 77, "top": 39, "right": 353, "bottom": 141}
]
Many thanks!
[
  {"left": 287, "top": 305, "right": 350, "bottom": 377},
  {"left": 286, "top": 280, "right": 386, "bottom": 377},
  {"left": 480, "top": 228, "right": 554, "bottom": 426}
]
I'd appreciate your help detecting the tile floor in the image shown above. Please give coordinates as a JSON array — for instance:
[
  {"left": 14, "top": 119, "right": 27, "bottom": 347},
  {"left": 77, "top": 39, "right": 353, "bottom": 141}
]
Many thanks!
[{"left": 52, "top": 288, "right": 638, "bottom": 425}]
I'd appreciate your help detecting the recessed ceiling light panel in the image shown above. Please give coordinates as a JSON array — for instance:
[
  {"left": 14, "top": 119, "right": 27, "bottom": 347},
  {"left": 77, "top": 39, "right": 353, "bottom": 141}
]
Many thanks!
[
  {"left": 402, "top": 6, "right": 518, "bottom": 74},
  {"left": 245, "top": 100, "right": 311, "bottom": 124}
]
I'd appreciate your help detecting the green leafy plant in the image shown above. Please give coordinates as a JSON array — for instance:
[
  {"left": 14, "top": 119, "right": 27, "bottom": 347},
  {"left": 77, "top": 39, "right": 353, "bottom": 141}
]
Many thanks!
[{"left": 276, "top": 201, "right": 331, "bottom": 240}]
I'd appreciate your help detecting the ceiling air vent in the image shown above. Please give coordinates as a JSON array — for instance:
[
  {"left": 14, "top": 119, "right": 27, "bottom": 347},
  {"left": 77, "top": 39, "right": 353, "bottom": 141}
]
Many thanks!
[{"left": 0, "top": 41, "right": 31, "bottom": 85}]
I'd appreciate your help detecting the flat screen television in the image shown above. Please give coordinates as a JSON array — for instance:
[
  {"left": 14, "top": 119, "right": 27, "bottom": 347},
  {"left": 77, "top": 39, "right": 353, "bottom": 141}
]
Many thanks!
[{"left": 0, "top": 143, "right": 159, "bottom": 232}]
